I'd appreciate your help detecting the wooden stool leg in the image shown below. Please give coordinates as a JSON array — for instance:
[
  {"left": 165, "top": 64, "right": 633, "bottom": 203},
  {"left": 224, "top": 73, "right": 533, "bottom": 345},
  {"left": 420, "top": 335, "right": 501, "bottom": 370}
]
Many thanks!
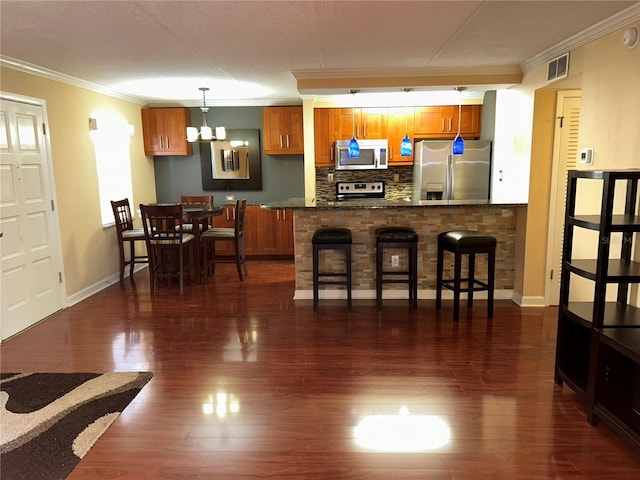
[
  {"left": 453, "top": 251, "right": 462, "bottom": 322},
  {"left": 376, "top": 242, "right": 383, "bottom": 310},
  {"left": 468, "top": 253, "right": 476, "bottom": 308},
  {"left": 488, "top": 247, "right": 495, "bottom": 319},
  {"left": 346, "top": 246, "right": 352, "bottom": 312},
  {"left": 313, "top": 245, "right": 319, "bottom": 312},
  {"left": 436, "top": 244, "right": 444, "bottom": 311},
  {"left": 410, "top": 243, "right": 418, "bottom": 308}
]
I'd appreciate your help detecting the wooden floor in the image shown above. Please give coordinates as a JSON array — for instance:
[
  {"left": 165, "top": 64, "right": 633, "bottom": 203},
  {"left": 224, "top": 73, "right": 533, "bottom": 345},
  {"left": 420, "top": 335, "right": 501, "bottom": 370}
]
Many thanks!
[{"left": 2, "top": 260, "right": 639, "bottom": 479}]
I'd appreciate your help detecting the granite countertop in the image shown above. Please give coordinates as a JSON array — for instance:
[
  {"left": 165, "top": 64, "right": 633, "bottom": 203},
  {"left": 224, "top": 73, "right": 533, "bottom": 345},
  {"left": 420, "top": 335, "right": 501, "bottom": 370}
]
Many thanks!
[{"left": 261, "top": 198, "right": 527, "bottom": 210}]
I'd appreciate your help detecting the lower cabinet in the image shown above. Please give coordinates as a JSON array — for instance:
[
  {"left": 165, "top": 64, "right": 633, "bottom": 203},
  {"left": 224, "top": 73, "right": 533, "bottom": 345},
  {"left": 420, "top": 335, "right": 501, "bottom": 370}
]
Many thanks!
[
  {"left": 256, "top": 208, "right": 294, "bottom": 256},
  {"left": 212, "top": 205, "right": 293, "bottom": 257}
]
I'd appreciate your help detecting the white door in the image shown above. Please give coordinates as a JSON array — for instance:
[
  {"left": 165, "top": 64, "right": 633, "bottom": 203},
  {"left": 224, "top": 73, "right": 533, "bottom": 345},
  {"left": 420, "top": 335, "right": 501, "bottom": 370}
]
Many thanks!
[
  {"left": 545, "top": 91, "right": 581, "bottom": 306},
  {"left": 0, "top": 96, "right": 65, "bottom": 340}
]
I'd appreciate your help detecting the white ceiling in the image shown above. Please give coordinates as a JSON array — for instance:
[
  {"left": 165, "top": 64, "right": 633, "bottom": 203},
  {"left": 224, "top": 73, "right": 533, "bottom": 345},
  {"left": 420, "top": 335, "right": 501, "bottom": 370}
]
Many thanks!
[{"left": 1, "top": 1, "right": 639, "bottom": 106}]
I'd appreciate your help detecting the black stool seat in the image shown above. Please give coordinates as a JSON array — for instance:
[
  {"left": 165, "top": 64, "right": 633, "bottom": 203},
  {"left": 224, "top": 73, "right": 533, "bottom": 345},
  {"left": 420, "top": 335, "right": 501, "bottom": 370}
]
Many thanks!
[
  {"left": 439, "top": 230, "right": 497, "bottom": 250},
  {"left": 313, "top": 228, "right": 352, "bottom": 244},
  {"left": 375, "top": 227, "right": 418, "bottom": 310},
  {"left": 375, "top": 227, "right": 419, "bottom": 243},
  {"left": 436, "top": 230, "right": 496, "bottom": 322},
  {"left": 312, "top": 228, "right": 352, "bottom": 312}
]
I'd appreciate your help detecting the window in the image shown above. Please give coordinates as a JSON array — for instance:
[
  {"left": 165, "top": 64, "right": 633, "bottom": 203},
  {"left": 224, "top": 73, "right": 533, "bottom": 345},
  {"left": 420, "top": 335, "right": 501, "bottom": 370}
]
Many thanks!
[{"left": 90, "top": 117, "right": 134, "bottom": 226}]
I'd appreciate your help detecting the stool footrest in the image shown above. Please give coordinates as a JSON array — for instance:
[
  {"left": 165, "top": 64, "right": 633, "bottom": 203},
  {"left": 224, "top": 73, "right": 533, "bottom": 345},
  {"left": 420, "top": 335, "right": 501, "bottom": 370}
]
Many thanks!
[{"left": 441, "top": 279, "right": 490, "bottom": 293}]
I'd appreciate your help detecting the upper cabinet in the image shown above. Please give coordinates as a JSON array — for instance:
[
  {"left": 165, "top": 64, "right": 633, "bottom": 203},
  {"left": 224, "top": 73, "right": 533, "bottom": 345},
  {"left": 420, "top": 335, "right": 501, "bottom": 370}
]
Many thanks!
[
  {"left": 387, "top": 107, "right": 415, "bottom": 166},
  {"left": 262, "top": 107, "right": 304, "bottom": 155},
  {"left": 141, "top": 108, "right": 192, "bottom": 156},
  {"left": 314, "top": 108, "right": 337, "bottom": 168},
  {"left": 335, "top": 107, "right": 388, "bottom": 140},
  {"left": 414, "top": 105, "right": 481, "bottom": 139}
]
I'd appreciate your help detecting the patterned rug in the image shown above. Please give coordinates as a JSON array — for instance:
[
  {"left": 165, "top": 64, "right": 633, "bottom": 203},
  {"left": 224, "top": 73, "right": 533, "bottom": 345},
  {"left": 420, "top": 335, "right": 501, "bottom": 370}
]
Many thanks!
[{"left": 0, "top": 372, "right": 153, "bottom": 480}]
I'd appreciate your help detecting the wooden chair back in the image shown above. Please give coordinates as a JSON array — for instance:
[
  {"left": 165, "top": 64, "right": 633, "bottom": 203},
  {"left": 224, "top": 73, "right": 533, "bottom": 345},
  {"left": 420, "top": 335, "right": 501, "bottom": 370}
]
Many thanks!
[{"left": 180, "top": 195, "right": 214, "bottom": 210}]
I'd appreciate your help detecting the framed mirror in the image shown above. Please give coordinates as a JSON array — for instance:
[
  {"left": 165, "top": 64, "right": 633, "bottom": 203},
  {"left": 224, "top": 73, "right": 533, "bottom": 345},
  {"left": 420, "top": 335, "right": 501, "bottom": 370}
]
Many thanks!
[{"left": 200, "top": 129, "right": 262, "bottom": 191}]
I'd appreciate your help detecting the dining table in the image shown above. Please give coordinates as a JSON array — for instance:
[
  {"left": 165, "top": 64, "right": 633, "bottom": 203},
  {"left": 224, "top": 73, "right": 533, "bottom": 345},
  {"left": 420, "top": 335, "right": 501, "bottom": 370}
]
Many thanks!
[{"left": 182, "top": 205, "right": 224, "bottom": 284}]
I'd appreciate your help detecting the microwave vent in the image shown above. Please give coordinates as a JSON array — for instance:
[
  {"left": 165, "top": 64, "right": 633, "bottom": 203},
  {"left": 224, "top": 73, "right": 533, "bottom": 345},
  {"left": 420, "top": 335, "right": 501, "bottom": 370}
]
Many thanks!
[{"left": 546, "top": 53, "right": 569, "bottom": 84}]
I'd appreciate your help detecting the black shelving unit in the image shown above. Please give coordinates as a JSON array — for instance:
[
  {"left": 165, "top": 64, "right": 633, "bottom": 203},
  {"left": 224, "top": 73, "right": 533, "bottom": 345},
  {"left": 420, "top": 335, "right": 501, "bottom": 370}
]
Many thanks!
[{"left": 554, "top": 169, "right": 640, "bottom": 448}]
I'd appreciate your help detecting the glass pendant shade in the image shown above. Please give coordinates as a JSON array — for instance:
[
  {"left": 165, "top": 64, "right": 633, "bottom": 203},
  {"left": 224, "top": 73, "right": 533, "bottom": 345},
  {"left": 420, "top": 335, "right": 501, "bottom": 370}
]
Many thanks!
[
  {"left": 452, "top": 134, "right": 465, "bottom": 155},
  {"left": 348, "top": 136, "right": 360, "bottom": 158},
  {"left": 401, "top": 134, "right": 412, "bottom": 156},
  {"left": 347, "top": 103, "right": 359, "bottom": 158}
]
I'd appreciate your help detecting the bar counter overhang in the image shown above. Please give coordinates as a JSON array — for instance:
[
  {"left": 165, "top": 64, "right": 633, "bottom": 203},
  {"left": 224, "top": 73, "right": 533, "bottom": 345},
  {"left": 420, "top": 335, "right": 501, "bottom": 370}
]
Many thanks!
[{"left": 261, "top": 198, "right": 526, "bottom": 303}]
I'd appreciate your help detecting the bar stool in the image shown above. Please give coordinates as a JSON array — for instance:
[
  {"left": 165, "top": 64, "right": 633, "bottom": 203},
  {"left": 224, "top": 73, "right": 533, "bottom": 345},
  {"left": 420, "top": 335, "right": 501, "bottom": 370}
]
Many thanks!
[
  {"left": 375, "top": 227, "right": 419, "bottom": 310},
  {"left": 436, "top": 230, "right": 496, "bottom": 322},
  {"left": 312, "top": 228, "right": 353, "bottom": 311}
]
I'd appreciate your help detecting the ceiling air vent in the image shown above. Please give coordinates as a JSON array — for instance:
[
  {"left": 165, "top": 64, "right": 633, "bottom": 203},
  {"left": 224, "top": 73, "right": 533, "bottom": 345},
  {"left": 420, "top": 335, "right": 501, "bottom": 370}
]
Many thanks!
[{"left": 546, "top": 53, "right": 569, "bottom": 84}]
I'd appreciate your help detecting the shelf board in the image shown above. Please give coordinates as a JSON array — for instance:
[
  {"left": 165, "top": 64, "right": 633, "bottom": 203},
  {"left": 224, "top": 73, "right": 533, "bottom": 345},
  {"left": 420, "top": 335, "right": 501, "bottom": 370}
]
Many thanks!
[
  {"left": 564, "top": 302, "right": 640, "bottom": 328},
  {"left": 600, "top": 328, "right": 640, "bottom": 363},
  {"left": 567, "top": 259, "right": 640, "bottom": 281},
  {"left": 569, "top": 214, "right": 640, "bottom": 231}
]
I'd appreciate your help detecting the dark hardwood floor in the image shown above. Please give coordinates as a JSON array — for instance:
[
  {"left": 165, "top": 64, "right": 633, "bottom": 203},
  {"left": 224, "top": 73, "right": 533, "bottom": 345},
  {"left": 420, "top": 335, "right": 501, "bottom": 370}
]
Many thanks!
[{"left": 2, "top": 260, "right": 639, "bottom": 479}]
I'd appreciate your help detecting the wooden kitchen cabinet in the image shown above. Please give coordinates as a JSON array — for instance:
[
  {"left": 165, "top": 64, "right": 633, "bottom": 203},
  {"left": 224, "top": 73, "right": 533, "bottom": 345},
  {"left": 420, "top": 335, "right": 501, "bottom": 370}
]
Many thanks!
[
  {"left": 213, "top": 204, "right": 258, "bottom": 257},
  {"left": 141, "top": 108, "right": 193, "bottom": 156},
  {"left": 414, "top": 105, "right": 481, "bottom": 139},
  {"left": 256, "top": 208, "right": 294, "bottom": 256},
  {"left": 262, "top": 107, "right": 304, "bottom": 155},
  {"left": 314, "top": 108, "right": 336, "bottom": 167},
  {"left": 387, "top": 107, "right": 415, "bottom": 165},
  {"left": 213, "top": 205, "right": 292, "bottom": 257},
  {"left": 335, "top": 107, "right": 388, "bottom": 140}
]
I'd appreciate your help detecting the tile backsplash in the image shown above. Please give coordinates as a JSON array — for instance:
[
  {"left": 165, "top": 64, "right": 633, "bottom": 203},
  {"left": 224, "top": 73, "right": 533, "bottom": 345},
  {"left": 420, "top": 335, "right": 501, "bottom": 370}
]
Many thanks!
[{"left": 315, "top": 166, "right": 413, "bottom": 202}]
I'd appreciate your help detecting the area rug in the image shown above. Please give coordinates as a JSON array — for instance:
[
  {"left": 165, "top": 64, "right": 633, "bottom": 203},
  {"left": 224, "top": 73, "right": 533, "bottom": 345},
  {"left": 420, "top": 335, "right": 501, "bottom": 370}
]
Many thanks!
[{"left": 0, "top": 371, "right": 153, "bottom": 480}]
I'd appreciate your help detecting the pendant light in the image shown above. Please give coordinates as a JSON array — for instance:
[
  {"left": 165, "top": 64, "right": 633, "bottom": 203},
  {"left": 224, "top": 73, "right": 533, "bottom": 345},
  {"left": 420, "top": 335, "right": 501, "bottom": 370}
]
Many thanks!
[
  {"left": 452, "top": 86, "right": 466, "bottom": 155},
  {"left": 347, "top": 89, "right": 360, "bottom": 158},
  {"left": 186, "top": 87, "right": 226, "bottom": 142},
  {"left": 400, "top": 88, "right": 413, "bottom": 156}
]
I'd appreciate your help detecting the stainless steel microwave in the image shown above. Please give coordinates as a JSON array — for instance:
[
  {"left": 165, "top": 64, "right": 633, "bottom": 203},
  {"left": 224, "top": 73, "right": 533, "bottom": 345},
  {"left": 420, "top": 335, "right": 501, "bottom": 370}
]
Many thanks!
[{"left": 335, "top": 139, "right": 388, "bottom": 170}]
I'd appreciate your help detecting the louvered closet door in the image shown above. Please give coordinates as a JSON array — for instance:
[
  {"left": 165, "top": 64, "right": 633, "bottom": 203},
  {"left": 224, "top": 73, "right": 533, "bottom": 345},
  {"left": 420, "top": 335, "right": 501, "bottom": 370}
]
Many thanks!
[
  {"left": 547, "top": 92, "right": 581, "bottom": 306},
  {"left": 0, "top": 98, "right": 64, "bottom": 340}
]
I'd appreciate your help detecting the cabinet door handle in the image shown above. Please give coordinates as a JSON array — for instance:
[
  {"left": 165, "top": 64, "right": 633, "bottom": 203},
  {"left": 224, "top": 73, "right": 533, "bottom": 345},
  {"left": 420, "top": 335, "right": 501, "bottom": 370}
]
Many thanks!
[
  {"left": 286, "top": 135, "right": 290, "bottom": 148},
  {"left": 279, "top": 134, "right": 283, "bottom": 148},
  {"left": 158, "top": 136, "right": 163, "bottom": 149},
  {"left": 390, "top": 145, "right": 393, "bottom": 159},
  {"left": 165, "top": 135, "right": 170, "bottom": 149},
  {"left": 277, "top": 210, "right": 280, "bottom": 220},
  {"left": 449, "top": 118, "right": 453, "bottom": 132},
  {"left": 441, "top": 118, "right": 445, "bottom": 132},
  {"left": 363, "top": 123, "right": 367, "bottom": 138},
  {"left": 283, "top": 210, "right": 286, "bottom": 220},
  {"left": 233, "top": 207, "right": 236, "bottom": 220},
  {"left": 226, "top": 208, "right": 230, "bottom": 221},
  {"left": 330, "top": 145, "right": 334, "bottom": 162}
]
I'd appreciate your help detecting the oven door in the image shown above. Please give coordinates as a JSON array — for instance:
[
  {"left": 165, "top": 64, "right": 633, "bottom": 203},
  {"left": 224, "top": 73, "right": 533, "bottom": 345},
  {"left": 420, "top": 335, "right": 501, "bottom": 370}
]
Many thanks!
[{"left": 336, "top": 146, "right": 378, "bottom": 170}]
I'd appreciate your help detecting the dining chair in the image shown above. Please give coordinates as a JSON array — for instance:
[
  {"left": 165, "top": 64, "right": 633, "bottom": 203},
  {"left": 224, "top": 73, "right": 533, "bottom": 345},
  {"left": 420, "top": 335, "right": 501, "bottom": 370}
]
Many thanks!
[
  {"left": 140, "top": 203, "right": 195, "bottom": 295},
  {"left": 201, "top": 198, "right": 248, "bottom": 281},
  {"left": 180, "top": 195, "right": 214, "bottom": 232},
  {"left": 110, "top": 198, "right": 148, "bottom": 281}
]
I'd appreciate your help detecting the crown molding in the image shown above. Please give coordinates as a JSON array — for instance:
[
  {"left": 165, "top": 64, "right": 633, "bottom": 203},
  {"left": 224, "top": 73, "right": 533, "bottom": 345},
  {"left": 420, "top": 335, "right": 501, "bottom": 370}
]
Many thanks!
[
  {"left": 521, "top": 3, "right": 640, "bottom": 72},
  {"left": 0, "top": 56, "right": 147, "bottom": 105}
]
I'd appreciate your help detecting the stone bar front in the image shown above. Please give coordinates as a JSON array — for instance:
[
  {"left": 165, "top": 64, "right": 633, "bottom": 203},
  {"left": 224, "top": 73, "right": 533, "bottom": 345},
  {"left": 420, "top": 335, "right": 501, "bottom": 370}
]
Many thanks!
[{"left": 263, "top": 200, "right": 524, "bottom": 301}]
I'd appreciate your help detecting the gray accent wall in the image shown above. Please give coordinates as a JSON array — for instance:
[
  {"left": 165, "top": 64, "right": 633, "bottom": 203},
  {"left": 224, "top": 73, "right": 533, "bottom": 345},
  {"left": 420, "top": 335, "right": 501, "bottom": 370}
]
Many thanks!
[{"left": 154, "top": 106, "right": 305, "bottom": 203}]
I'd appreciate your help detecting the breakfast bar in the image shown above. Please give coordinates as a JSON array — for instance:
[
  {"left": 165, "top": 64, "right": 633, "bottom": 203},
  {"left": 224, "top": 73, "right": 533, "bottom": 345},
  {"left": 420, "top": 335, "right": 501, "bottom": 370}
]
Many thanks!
[{"left": 261, "top": 198, "right": 525, "bottom": 302}]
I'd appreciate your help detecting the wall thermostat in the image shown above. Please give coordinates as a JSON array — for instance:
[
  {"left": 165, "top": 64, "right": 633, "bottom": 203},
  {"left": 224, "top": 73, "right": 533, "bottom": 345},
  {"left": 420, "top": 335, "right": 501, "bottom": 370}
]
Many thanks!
[{"left": 580, "top": 147, "right": 594, "bottom": 165}]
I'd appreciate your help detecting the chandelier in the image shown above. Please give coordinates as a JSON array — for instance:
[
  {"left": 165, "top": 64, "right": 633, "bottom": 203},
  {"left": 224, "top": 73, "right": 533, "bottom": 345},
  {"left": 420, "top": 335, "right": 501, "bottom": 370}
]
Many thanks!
[{"left": 186, "top": 87, "right": 226, "bottom": 142}]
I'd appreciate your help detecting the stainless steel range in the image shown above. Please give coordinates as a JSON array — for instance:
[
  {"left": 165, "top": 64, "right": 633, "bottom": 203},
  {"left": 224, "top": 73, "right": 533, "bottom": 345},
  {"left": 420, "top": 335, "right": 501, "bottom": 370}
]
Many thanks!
[{"left": 336, "top": 181, "right": 385, "bottom": 201}]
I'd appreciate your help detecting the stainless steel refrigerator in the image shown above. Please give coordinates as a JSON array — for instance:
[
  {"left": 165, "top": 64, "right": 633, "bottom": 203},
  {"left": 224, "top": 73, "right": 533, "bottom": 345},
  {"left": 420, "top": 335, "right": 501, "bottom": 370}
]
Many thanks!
[{"left": 412, "top": 140, "right": 492, "bottom": 201}]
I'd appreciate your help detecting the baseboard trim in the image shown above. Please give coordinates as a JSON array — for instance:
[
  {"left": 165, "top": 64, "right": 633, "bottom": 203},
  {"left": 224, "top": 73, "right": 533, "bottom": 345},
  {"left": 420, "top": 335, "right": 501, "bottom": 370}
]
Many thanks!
[
  {"left": 517, "top": 295, "right": 547, "bottom": 307},
  {"left": 66, "top": 266, "right": 147, "bottom": 307}
]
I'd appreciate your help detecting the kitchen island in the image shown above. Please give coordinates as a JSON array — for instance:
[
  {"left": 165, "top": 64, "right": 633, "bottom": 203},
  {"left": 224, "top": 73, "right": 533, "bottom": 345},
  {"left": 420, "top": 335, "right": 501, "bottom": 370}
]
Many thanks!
[{"left": 261, "top": 198, "right": 526, "bottom": 302}]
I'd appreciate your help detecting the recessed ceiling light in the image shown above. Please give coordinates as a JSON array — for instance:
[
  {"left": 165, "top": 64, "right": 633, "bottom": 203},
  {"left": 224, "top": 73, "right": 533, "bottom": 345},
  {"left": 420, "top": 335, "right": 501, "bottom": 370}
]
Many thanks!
[{"left": 112, "top": 77, "right": 272, "bottom": 101}]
